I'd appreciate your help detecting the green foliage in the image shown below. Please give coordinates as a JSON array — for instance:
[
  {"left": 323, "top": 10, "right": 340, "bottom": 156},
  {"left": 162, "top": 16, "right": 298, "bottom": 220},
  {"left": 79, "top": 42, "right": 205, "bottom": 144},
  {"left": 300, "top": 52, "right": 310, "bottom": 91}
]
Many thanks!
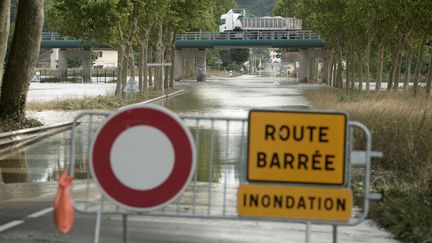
[
  {"left": 46, "top": 0, "right": 124, "bottom": 44},
  {"left": 273, "top": 0, "right": 295, "bottom": 17},
  {"left": 237, "top": 0, "right": 276, "bottom": 16},
  {"left": 230, "top": 49, "right": 249, "bottom": 64},
  {"left": 218, "top": 48, "right": 249, "bottom": 70},
  {"left": 67, "top": 57, "right": 82, "bottom": 68},
  {"left": 370, "top": 189, "right": 432, "bottom": 242},
  {"left": 206, "top": 48, "right": 222, "bottom": 68}
]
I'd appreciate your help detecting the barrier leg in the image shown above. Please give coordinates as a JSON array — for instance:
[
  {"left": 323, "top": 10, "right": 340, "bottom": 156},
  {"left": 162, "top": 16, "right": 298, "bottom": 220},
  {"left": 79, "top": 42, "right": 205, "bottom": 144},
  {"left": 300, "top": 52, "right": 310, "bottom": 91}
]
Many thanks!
[
  {"left": 305, "top": 221, "right": 311, "bottom": 243},
  {"left": 333, "top": 225, "right": 338, "bottom": 243},
  {"left": 94, "top": 211, "right": 102, "bottom": 243},
  {"left": 123, "top": 214, "right": 128, "bottom": 243}
]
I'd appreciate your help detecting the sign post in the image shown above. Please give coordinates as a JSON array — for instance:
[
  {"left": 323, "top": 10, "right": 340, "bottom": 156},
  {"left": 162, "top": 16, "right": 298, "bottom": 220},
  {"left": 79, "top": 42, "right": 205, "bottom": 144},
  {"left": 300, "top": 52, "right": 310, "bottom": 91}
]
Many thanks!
[{"left": 90, "top": 104, "right": 196, "bottom": 211}]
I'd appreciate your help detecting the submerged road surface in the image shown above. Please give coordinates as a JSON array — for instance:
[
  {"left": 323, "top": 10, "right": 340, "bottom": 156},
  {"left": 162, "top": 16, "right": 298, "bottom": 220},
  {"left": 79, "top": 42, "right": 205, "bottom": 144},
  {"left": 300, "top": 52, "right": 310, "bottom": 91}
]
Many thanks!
[{"left": 0, "top": 75, "right": 399, "bottom": 242}]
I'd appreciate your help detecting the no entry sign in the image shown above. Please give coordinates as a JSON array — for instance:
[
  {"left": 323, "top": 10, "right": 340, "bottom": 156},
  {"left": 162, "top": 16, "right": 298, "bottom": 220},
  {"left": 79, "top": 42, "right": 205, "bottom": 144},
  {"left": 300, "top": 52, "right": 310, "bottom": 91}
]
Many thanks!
[{"left": 90, "top": 104, "right": 196, "bottom": 211}]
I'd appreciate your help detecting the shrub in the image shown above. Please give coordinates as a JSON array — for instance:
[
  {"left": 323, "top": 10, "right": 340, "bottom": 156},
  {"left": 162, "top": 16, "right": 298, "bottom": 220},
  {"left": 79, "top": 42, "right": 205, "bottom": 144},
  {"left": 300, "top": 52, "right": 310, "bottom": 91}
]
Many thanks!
[{"left": 305, "top": 89, "right": 432, "bottom": 242}]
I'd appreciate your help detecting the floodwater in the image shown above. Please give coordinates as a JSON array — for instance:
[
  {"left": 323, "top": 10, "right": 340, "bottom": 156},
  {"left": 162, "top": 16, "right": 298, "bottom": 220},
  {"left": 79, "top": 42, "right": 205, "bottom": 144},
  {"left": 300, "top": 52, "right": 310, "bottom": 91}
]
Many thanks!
[{"left": 0, "top": 75, "right": 323, "bottom": 198}]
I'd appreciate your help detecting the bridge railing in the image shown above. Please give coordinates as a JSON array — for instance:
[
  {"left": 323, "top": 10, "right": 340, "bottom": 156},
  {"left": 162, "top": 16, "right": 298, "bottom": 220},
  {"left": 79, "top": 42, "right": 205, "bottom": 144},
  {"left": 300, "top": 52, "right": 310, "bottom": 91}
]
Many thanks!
[
  {"left": 42, "top": 31, "right": 321, "bottom": 42},
  {"left": 41, "top": 32, "right": 75, "bottom": 41},
  {"left": 176, "top": 30, "right": 320, "bottom": 41}
]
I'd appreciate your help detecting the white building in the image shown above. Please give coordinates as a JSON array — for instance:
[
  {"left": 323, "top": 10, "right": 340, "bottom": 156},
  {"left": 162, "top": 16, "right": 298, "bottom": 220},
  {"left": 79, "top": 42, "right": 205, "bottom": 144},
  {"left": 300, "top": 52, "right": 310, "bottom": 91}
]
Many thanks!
[{"left": 92, "top": 49, "right": 118, "bottom": 68}]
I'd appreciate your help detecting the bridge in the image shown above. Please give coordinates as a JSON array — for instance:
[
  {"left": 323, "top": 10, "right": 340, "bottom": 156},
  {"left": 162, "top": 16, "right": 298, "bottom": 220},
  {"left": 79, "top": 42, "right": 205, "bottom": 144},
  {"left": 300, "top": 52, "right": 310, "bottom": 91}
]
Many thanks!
[
  {"left": 40, "top": 32, "right": 326, "bottom": 82},
  {"left": 41, "top": 31, "right": 324, "bottom": 49}
]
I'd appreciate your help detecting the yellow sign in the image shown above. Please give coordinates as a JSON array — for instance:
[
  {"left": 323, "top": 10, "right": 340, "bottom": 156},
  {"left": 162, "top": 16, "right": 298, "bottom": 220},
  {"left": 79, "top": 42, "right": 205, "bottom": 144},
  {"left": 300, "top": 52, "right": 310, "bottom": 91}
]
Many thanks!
[
  {"left": 248, "top": 110, "right": 347, "bottom": 185},
  {"left": 237, "top": 184, "right": 352, "bottom": 222}
]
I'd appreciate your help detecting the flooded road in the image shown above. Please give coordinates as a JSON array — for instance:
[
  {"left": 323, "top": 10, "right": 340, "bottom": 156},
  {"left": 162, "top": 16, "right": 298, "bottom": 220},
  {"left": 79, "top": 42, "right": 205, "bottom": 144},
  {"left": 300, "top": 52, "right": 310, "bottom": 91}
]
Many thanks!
[
  {"left": 0, "top": 76, "right": 400, "bottom": 243},
  {"left": 0, "top": 75, "right": 321, "bottom": 190}
]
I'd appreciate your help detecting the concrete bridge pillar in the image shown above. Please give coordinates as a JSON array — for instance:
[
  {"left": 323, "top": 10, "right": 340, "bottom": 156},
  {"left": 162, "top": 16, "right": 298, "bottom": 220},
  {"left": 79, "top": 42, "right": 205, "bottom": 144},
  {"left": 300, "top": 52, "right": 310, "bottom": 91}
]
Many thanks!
[
  {"left": 298, "top": 49, "right": 310, "bottom": 82},
  {"left": 196, "top": 56, "right": 206, "bottom": 82},
  {"left": 299, "top": 48, "right": 328, "bottom": 82},
  {"left": 56, "top": 49, "right": 68, "bottom": 80},
  {"left": 174, "top": 48, "right": 207, "bottom": 81},
  {"left": 321, "top": 50, "right": 332, "bottom": 84},
  {"left": 309, "top": 57, "right": 319, "bottom": 82},
  {"left": 174, "top": 50, "right": 184, "bottom": 81}
]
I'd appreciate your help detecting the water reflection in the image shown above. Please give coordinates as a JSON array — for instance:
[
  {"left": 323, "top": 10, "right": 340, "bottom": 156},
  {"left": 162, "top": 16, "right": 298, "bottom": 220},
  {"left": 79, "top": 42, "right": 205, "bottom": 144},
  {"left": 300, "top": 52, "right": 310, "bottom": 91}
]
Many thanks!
[
  {"left": 0, "top": 75, "right": 317, "bottom": 187},
  {"left": 0, "top": 132, "right": 69, "bottom": 184}
]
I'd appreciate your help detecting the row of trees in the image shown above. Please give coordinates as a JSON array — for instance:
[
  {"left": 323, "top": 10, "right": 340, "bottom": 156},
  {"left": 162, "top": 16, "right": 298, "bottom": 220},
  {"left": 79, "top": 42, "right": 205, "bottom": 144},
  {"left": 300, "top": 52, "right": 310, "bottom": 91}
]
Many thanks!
[
  {"left": 274, "top": 0, "right": 432, "bottom": 96},
  {"left": 47, "top": 0, "right": 236, "bottom": 96}
]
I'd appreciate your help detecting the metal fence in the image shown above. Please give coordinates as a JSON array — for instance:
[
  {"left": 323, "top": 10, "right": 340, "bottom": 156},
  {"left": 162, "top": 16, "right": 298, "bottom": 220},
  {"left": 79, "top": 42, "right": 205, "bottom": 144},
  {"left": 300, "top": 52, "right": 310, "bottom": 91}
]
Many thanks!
[{"left": 68, "top": 110, "right": 381, "bottom": 243}]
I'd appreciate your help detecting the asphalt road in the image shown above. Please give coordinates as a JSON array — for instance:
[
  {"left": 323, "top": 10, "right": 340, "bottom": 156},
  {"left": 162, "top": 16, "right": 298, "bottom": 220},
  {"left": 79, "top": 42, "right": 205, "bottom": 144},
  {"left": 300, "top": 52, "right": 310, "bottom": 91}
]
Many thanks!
[{"left": 0, "top": 197, "right": 399, "bottom": 243}]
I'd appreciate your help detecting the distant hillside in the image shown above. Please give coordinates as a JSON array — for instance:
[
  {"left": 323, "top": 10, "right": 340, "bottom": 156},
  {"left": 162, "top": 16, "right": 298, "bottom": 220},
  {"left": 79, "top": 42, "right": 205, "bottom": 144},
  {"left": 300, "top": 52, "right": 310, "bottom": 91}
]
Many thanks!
[{"left": 237, "top": 0, "right": 276, "bottom": 16}]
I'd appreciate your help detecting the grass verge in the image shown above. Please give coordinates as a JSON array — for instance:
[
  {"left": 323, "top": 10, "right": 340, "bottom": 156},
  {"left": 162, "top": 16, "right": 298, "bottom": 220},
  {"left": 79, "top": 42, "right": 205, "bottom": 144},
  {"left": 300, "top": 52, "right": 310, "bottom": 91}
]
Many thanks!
[
  {"left": 305, "top": 88, "right": 432, "bottom": 243},
  {"left": 26, "top": 92, "right": 173, "bottom": 111}
]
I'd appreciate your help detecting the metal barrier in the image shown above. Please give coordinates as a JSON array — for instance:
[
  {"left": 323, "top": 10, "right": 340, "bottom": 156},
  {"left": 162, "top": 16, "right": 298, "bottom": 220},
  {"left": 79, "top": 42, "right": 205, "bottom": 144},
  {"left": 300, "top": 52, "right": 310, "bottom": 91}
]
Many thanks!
[{"left": 68, "top": 110, "right": 382, "bottom": 243}]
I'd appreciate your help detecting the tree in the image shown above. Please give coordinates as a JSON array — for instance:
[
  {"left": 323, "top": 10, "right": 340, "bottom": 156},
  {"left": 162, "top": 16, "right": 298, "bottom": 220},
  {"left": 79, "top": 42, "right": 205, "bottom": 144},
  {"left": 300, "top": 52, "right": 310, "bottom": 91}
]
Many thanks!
[
  {"left": 0, "top": 0, "right": 44, "bottom": 124},
  {"left": 47, "top": 0, "right": 131, "bottom": 96},
  {"left": 219, "top": 48, "right": 249, "bottom": 70},
  {"left": 273, "top": 0, "right": 295, "bottom": 17},
  {"left": 0, "top": 0, "right": 10, "bottom": 86}
]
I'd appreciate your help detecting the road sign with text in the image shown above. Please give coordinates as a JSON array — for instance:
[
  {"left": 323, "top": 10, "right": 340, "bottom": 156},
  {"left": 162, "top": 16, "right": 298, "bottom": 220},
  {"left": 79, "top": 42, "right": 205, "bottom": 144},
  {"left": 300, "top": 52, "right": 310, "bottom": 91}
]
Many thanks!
[
  {"left": 247, "top": 110, "right": 348, "bottom": 185},
  {"left": 237, "top": 184, "right": 352, "bottom": 222}
]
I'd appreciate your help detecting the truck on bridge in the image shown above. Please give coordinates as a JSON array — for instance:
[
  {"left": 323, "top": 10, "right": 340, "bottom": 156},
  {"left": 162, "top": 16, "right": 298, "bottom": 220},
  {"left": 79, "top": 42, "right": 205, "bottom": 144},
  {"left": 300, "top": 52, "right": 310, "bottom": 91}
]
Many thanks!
[{"left": 219, "top": 9, "right": 302, "bottom": 33}]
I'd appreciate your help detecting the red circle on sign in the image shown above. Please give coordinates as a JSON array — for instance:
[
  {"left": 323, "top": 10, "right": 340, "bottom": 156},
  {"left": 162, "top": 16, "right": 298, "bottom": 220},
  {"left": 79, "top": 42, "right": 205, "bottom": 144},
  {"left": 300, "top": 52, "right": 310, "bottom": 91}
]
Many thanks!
[{"left": 90, "top": 104, "right": 196, "bottom": 211}]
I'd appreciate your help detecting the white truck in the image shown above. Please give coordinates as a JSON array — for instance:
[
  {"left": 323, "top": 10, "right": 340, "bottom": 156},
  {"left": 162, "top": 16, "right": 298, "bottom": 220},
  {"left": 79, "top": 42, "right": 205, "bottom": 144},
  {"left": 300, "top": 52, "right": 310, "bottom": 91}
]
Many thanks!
[{"left": 219, "top": 9, "right": 302, "bottom": 33}]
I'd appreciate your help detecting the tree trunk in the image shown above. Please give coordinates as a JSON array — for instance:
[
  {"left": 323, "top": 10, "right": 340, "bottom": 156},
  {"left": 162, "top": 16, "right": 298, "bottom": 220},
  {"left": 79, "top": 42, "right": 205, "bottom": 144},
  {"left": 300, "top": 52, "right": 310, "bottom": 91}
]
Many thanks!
[
  {"left": 387, "top": 50, "right": 397, "bottom": 91},
  {"left": 148, "top": 47, "right": 153, "bottom": 87},
  {"left": 388, "top": 36, "right": 404, "bottom": 91},
  {"left": 129, "top": 42, "right": 135, "bottom": 81},
  {"left": 0, "top": 0, "right": 10, "bottom": 87},
  {"left": 139, "top": 39, "right": 148, "bottom": 94},
  {"left": 365, "top": 38, "right": 372, "bottom": 92},
  {"left": 349, "top": 47, "right": 356, "bottom": 90},
  {"left": 376, "top": 40, "right": 385, "bottom": 92},
  {"left": 403, "top": 35, "right": 413, "bottom": 90},
  {"left": 345, "top": 54, "right": 350, "bottom": 91},
  {"left": 121, "top": 42, "right": 130, "bottom": 96},
  {"left": 115, "top": 46, "right": 125, "bottom": 96},
  {"left": 169, "top": 31, "right": 176, "bottom": 88},
  {"left": 357, "top": 52, "right": 363, "bottom": 91},
  {"left": 393, "top": 50, "right": 402, "bottom": 91},
  {"left": 155, "top": 23, "right": 163, "bottom": 90},
  {"left": 328, "top": 52, "right": 334, "bottom": 86},
  {"left": 0, "top": 0, "right": 43, "bottom": 120},
  {"left": 351, "top": 54, "right": 356, "bottom": 91},
  {"left": 413, "top": 36, "right": 427, "bottom": 95},
  {"left": 138, "top": 43, "right": 143, "bottom": 91},
  {"left": 332, "top": 56, "right": 337, "bottom": 87},
  {"left": 425, "top": 52, "right": 432, "bottom": 97},
  {"left": 336, "top": 49, "right": 343, "bottom": 88},
  {"left": 162, "top": 26, "right": 171, "bottom": 90}
]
